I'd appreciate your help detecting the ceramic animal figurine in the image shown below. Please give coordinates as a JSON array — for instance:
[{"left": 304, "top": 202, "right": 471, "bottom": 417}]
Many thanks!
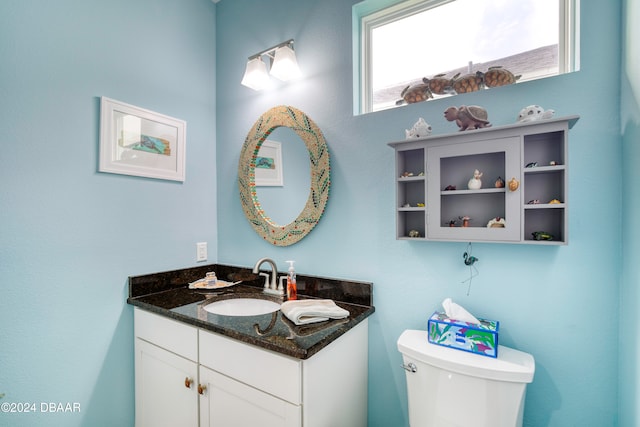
[
  {"left": 467, "top": 170, "right": 483, "bottom": 190},
  {"left": 405, "top": 118, "right": 433, "bottom": 139},
  {"left": 483, "top": 66, "right": 521, "bottom": 88},
  {"left": 444, "top": 105, "right": 491, "bottom": 131},
  {"left": 532, "top": 231, "right": 554, "bottom": 241},
  {"left": 396, "top": 82, "right": 433, "bottom": 105},
  {"left": 452, "top": 71, "right": 485, "bottom": 93},
  {"left": 517, "top": 105, "right": 555, "bottom": 122},
  {"left": 423, "top": 73, "right": 457, "bottom": 95},
  {"left": 495, "top": 176, "right": 505, "bottom": 188}
]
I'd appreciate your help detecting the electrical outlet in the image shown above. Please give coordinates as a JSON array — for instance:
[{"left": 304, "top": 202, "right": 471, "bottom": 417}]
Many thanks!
[{"left": 196, "top": 242, "right": 207, "bottom": 262}]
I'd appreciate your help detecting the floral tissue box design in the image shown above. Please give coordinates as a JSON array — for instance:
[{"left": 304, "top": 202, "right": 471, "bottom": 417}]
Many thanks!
[{"left": 427, "top": 311, "right": 499, "bottom": 358}]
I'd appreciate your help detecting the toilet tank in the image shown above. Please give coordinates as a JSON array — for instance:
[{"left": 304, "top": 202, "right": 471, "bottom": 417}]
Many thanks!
[{"left": 397, "top": 329, "right": 535, "bottom": 427}]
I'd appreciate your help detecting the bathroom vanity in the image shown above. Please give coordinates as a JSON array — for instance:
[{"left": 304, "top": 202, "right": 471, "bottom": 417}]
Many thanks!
[{"left": 128, "top": 264, "right": 374, "bottom": 427}]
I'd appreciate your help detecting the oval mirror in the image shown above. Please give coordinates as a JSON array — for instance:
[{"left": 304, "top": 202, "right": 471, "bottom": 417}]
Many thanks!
[{"left": 238, "top": 106, "right": 330, "bottom": 246}]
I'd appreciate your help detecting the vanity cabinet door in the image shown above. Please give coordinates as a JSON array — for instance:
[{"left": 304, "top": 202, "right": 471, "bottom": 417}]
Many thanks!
[
  {"left": 134, "top": 308, "right": 199, "bottom": 427},
  {"left": 135, "top": 338, "right": 199, "bottom": 427},
  {"left": 199, "top": 365, "right": 301, "bottom": 427}
]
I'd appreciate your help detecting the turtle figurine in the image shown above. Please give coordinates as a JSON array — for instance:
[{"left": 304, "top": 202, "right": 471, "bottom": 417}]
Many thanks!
[
  {"left": 396, "top": 82, "right": 433, "bottom": 105},
  {"left": 444, "top": 105, "right": 491, "bottom": 131},
  {"left": 423, "top": 73, "right": 457, "bottom": 95},
  {"left": 483, "top": 66, "right": 521, "bottom": 88},
  {"left": 452, "top": 71, "right": 485, "bottom": 94},
  {"left": 532, "top": 231, "right": 554, "bottom": 241}
]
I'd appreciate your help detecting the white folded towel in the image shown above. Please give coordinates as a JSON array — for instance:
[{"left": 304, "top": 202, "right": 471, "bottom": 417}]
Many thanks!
[{"left": 280, "top": 299, "right": 350, "bottom": 325}]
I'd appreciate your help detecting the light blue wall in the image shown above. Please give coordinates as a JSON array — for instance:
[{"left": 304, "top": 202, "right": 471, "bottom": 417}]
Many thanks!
[
  {"left": 216, "top": 0, "right": 625, "bottom": 426},
  {"left": 1, "top": 0, "right": 634, "bottom": 426},
  {"left": 619, "top": 0, "right": 640, "bottom": 425},
  {"left": 0, "top": 1, "right": 216, "bottom": 426}
]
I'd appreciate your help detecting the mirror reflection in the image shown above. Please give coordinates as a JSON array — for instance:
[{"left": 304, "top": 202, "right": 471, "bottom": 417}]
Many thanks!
[{"left": 255, "top": 127, "right": 310, "bottom": 226}]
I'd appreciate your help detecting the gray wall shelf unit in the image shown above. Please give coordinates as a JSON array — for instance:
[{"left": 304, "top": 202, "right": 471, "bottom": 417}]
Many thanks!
[{"left": 388, "top": 116, "right": 579, "bottom": 245}]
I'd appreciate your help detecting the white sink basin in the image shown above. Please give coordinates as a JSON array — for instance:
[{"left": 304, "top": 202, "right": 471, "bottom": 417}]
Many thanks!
[{"left": 203, "top": 298, "right": 281, "bottom": 317}]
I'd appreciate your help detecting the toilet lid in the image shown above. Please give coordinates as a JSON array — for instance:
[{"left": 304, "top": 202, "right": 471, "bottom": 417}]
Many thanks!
[{"left": 397, "top": 329, "right": 535, "bottom": 383}]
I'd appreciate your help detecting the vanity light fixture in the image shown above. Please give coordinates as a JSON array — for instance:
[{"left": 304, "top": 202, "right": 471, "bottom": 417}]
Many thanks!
[{"left": 240, "top": 39, "right": 301, "bottom": 91}]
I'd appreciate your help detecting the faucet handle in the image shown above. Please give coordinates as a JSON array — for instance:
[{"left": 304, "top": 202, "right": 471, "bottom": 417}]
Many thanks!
[{"left": 259, "top": 272, "right": 270, "bottom": 289}]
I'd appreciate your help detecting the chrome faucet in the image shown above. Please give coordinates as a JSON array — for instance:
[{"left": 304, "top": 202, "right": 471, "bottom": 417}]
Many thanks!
[{"left": 252, "top": 257, "right": 283, "bottom": 295}]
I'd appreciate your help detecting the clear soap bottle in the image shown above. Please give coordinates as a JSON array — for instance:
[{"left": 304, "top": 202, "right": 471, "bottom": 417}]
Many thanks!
[{"left": 286, "top": 260, "right": 297, "bottom": 300}]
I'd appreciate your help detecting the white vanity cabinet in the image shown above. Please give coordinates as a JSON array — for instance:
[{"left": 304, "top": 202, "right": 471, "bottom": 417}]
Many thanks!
[
  {"left": 134, "top": 309, "right": 199, "bottom": 427},
  {"left": 389, "top": 116, "right": 579, "bottom": 244},
  {"left": 134, "top": 307, "right": 369, "bottom": 427}
]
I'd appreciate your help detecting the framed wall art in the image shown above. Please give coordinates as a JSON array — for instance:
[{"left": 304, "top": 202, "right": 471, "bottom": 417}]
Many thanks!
[
  {"left": 99, "top": 97, "right": 186, "bottom": 181},
  {"left": 254, "top": 140, "right": 283, "bottom": 186}
]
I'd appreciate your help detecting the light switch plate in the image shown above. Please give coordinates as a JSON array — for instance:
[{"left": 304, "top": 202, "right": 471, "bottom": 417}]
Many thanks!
[{"left": 196, "top": 242, "right": 207, "bottom": 262}]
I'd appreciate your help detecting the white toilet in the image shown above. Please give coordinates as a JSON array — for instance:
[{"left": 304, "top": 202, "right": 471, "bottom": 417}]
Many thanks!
[{"left": 397, "top": 329, "right": 535, "bottom": 427}]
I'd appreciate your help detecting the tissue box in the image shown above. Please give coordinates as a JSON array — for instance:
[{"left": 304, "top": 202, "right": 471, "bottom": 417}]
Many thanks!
[{"left": 427, "top": 311, "right": 499, "bottom": 358}]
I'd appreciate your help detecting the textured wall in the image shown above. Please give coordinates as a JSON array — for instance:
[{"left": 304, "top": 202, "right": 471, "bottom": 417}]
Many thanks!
[
  {"left": 216, "top": 0, "right": 623, "bottom": 425},
  {"left": 619, "top": 0, "right": 640, "bottom": 424},
  {"left": 0, "top": 1, "right": 217, "bottom": 425}
]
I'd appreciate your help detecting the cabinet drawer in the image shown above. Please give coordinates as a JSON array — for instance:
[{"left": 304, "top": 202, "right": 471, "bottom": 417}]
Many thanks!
[
  {"left": 199, "top": 329, "right": 301, "bottom": 404},
  {"left": 134, "top": 308, "right": 198, "bottom": 362}
]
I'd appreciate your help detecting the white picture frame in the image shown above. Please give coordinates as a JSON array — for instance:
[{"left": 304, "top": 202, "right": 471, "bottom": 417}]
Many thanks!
[
  {"left": 99, "top": 97, "right": 186, "bottom": 182},
  {"left": 254, "top": 140, "right": 283, "bottom": 186}
]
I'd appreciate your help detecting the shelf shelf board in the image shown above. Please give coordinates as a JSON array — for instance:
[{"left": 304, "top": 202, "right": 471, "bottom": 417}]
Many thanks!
[
  {"left": 524, "top": 165, "right": 566, "bottom": 174},
  {"left": 523, "top": 203, "right": 566, "bottom": 209},
  {"left": 398, "top": 207, "right": 426, "bottom": 211},
  {"left": 440, "top": 188, "right": 506, "bottom": 196},
  {"left": 397, "top": 176, "right": 425, "bottom": 182}
]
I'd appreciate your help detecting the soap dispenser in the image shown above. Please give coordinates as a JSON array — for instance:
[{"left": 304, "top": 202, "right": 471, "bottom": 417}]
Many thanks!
[{"left": 286, "top": 260, "right": 297, "bottom": 300}]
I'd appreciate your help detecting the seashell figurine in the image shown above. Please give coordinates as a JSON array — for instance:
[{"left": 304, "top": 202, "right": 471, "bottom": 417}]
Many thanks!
[
  {"left": 517, "top": 105, "right": 555, "bottom": 123},
  {"left": 508, "top": 177, "right": 520, "bottom": 191},
  {"left": 467, "top": 169, "right": 483, "bottom": 190},
  {"left": 405, "top": 117, "right": 433, "bottom": 139}
]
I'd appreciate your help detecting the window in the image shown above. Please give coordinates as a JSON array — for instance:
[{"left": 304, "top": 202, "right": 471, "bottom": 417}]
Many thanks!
[{"left": 354, "top": 0, "right": 580, "bottom": 114}]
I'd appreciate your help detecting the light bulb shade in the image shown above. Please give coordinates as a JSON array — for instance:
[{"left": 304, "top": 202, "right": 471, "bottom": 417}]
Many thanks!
[
  {"left": 269, "top": 45, "right": 301, "bottom": 81},
  {"left": 241, "top": 57, "right": 270, "bottom": 90}
]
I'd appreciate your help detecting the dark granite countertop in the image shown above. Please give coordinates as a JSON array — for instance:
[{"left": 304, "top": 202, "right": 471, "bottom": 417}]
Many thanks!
[{"left": 127, "top": 264, "right": 375, "bottom": 359}]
